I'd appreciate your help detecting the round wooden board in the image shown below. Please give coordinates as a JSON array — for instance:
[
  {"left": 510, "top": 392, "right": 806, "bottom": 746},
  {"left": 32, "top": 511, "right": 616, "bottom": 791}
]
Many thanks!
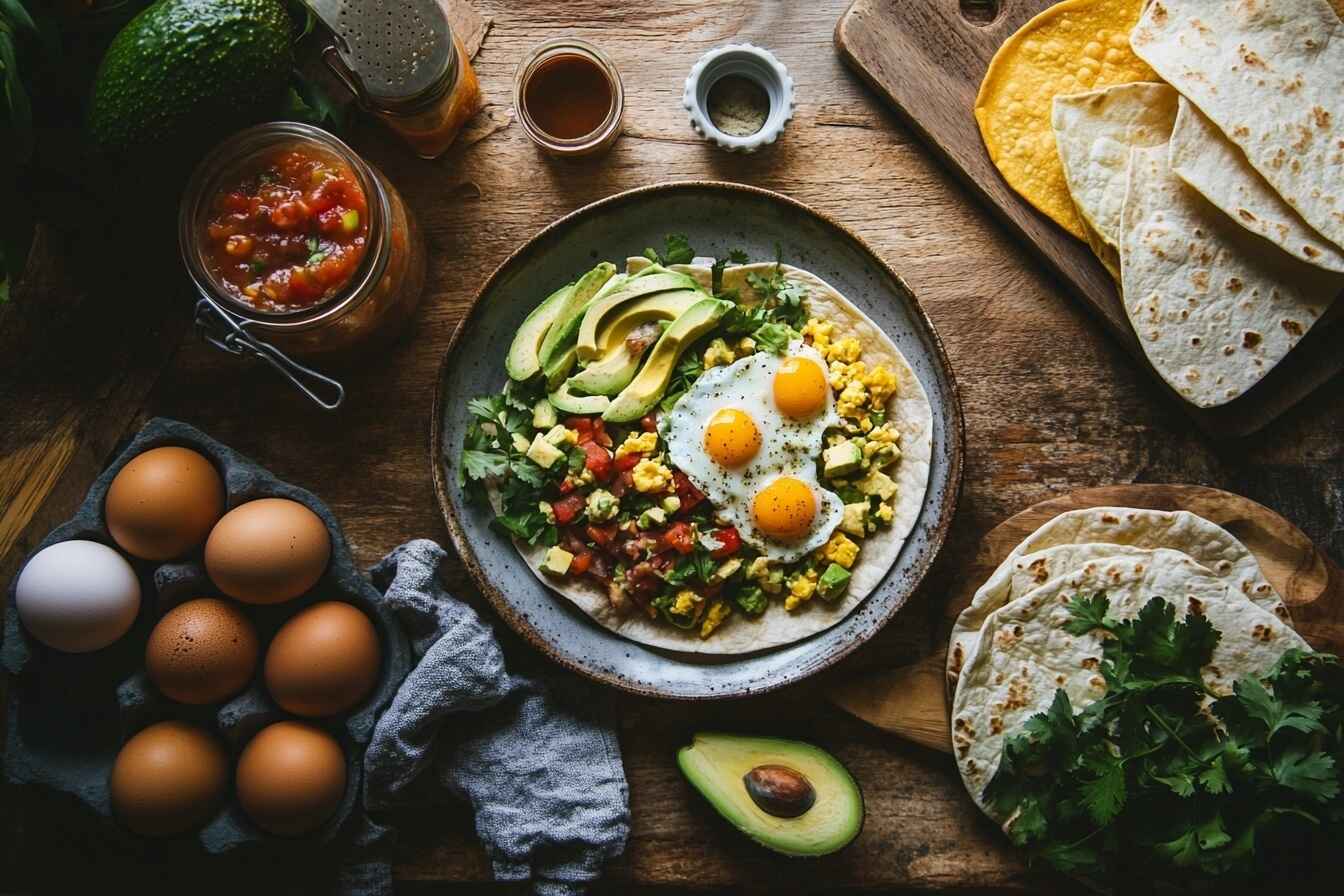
[{"left": 828, "top": 484, "right": 1344, "bottom": 753}]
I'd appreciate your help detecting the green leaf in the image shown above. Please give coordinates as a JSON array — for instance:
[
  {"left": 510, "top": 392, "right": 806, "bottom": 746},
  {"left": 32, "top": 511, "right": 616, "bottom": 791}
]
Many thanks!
[
  {"left": 0, "top": 0, "right": 36, "bottom": 35},
  {"left": 1154, "top": 829, "right": 1201, "bottom": 867},
  {"left": 1063, "top": 592, "right": 1110, "bottom": 634},
  {"left": 1196, "top": 814, "right": 1231, "bottom": 850},
  {"left": 461, "top": 449, "right": 507, "bottom": 481},
  {"left": 1232, "top": 674, "right": 1325, "bottom": 740},
  {"left": 1079, "top": 753, "right": 1126, "bottom": 825},
  {"left": 1272, "top": 747, "right": 1338, "bottom": 802},
  {"left": 1198, "top": 755, "right": 1232, "bottom": 795},
  {"left": 663, "top": 233, "right": 694, "bottom": 265},
  {"left": 0, "top": 29, "right": 32, "bottom": 161}
]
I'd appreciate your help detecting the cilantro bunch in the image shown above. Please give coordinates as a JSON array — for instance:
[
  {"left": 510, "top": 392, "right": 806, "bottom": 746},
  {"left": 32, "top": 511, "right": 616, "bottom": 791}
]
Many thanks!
[
  {"left": 984, "top": 595, "right": 1343, "bottom": 886},
  {"left": 458, "top": 379, "right": 582, "bottom": 546}
]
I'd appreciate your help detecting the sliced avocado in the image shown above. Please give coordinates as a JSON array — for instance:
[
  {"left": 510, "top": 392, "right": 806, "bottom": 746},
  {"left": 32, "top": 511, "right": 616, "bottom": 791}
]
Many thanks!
[
  {"left": 567, "top": 345, "right": 644, "bottom": 396},
  {"left": 548, "top": 381, "right": 610, "bottom": 416},
  {"left": 677, "top": 732, "right": 863, "bottom": 857},
  {"left": 591, "top": 290, "right": 701, "bottom": 357},
  {"left": 575, "top": 273, "right": 704, "bottom": 361},
  {"left": 537, "top": 263, "right": 618, "bottom": 380},
  {"left": 545, "top": 346, "right": 578, "bottom": 391},
  {"left": 568, "top": 290, "right": 700, "bottom": 396},
  {"left": 603, "top": 299, "right": 731, "bottom": 422},
  {"left": 506, "top": 281, "right": 575, "bottom": 381}
]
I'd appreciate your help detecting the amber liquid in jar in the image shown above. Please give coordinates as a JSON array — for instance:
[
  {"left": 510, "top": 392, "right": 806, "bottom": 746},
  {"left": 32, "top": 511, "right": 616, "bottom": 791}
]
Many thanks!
[{"left": 522, "top": 54, "right": 615, "bottom": 141}]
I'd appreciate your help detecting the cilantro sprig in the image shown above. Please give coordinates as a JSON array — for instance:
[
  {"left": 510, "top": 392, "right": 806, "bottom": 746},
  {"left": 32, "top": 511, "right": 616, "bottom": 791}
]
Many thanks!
[
  {"left": 457, "top": 379, "right": 568, "bottom": 546},
  {"left": 984, "top": 594, "right": 1343, "bottom": 886}
]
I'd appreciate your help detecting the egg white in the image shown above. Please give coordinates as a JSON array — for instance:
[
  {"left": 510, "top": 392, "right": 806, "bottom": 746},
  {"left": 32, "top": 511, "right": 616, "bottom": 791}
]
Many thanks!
[{"left": 663, "top": 341, "right": 844, "bottom": 562}]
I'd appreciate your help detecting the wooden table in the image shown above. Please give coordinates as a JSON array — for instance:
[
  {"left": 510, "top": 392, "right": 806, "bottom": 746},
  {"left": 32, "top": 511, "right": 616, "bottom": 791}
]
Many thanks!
[{"left": 3, "top": 1, "right": 1342, "bottom": 892}]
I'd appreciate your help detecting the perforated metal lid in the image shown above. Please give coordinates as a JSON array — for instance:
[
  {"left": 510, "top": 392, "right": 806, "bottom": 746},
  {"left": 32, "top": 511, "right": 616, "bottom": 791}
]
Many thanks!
[{"left": 309, "top": 0, "right": 457, "bottom": 111}]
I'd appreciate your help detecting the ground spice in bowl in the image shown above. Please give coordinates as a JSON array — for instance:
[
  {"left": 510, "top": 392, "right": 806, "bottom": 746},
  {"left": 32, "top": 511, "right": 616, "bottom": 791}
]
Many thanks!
[{"left": 707, "top": 75, "right": 769, "bottom": 137}]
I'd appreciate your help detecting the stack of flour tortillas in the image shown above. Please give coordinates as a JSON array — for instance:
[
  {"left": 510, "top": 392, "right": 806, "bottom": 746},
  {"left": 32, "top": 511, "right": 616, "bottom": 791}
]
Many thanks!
[
  {"left": 945, "top": 506, "right": 1311, "bottom": 819},
  {"left": 976, "top": 0, "right": 1344, "bottom": 408}
]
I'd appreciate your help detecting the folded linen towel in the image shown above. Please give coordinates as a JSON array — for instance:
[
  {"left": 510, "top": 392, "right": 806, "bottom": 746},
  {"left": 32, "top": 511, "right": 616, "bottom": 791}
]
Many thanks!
[{"left": 357, "top": 539, "right": 629, "bottom": 895}]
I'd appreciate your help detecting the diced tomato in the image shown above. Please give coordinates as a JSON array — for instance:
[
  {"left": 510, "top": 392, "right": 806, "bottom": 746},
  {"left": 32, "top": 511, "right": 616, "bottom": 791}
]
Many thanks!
[
  {"left": 640, "top": 414, "right": 658, "bottom": 433},
  {"left": 218, "top": 191, "right": 251, "bottom": 213},
  {"left": 553, "top": 494, "right": 585, "bottom": 525},
  {"left": 586, "top": 523, "right": 618, "bottom": 548},
  {"left": 566, "top": 417, "right": 593, "bottom": 437},
  {"left": 659, "top": 522, "right": 695, "bottom": 555},
  {"left": 558, "top": 477, "right": 576, "bottom": 495},
  {"left": 610, "top": 471, "right": 633, "bottom": 498},
  {"left": 581, "top": 441, "right": 613, "bottom": 481},
  {"left": 709, "top": 526, "right": 741, "bottom": 559},
  {"left": 569, "top": 551, "right": 592, "bottom": 575},
  {"left": 614, "top": 452, "right": 642, "bottom": 472},
  {"left": 317, "top": 207, "right": 347, "bottom": 236},
  {"left": 672, "top": 470, "right": 705, "bottom": 511}
]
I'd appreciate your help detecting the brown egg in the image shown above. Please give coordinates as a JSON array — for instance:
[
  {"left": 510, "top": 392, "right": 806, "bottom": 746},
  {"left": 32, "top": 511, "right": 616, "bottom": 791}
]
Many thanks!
[
  {"left": 105, "top": 447, "right": 224, "bottom": 561},
  {"left": 110, "top": 721, "right": 229, "bottom": 836},
  {"left": 236, "top": 721, "right": 346, "bottom": 836},
  {"left": 146, "top": 598, "right": 259, "bottom": 704},
  {"left": 205, "top": 498, "right": 330, "bottom": 605},
  {"left": 265, "top": 601, "right": 381, "bottom": 717}
]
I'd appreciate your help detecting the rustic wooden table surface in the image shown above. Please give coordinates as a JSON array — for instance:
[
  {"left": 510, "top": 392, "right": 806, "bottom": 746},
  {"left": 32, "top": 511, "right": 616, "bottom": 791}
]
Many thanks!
[{"left": 3, "top": 1, "right": 1342, "bottom": 893}]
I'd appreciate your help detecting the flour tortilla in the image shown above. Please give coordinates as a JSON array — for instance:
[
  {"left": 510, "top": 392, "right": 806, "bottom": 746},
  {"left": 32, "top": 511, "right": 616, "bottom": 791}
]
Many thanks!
[
  {"left": 946, "top": 506, "right": 1286, "bottom": 687},
  {"left": 1130, "top": 0, "right": 1344, "bottom": 251},
  {"left": 1120, "top": 145, "right": 1341, "bottom": 407},
  {"left": 951, "top": 549, "right": 1308, "bottom": 817},
  {"left": 507, "top": 261, "right": 934, "bottom": 654},
  {"left": 1169, "top": 97, "right": 1344, "bottom": 273},
  {"left": 1052, "top": 82, "right": 1178, "bottom": 247}
]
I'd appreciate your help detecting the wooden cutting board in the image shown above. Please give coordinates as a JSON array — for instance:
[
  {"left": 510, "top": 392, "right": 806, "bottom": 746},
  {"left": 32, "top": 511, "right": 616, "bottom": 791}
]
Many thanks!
[
  {"left": 833, "top": 0, "right": 1344, "bottom": 439},
  {"left": 827, "top": 484, "right": 1344, "bottom": 752}
]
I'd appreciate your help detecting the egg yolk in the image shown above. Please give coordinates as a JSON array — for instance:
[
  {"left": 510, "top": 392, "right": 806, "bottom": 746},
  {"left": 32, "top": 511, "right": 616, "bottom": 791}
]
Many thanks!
[
  {"left": 752, "top": 477, "right": 817, "bottom": 541},
  {"left": 704, "top": 408, "right": 762, "bottom": 468},
  {"left": 773, "top": 356, "right": 829, "bottom": 419}
]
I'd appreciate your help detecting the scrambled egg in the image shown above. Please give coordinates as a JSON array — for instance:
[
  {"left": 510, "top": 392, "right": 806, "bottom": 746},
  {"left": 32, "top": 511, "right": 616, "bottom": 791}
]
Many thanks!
[
  {"left": 703, "top": 338, "right": 735, "bottom": 368},
  {"left": 672, "top": 589, "right": 702, "bottom": 616},
  {"left": 615, "top": 431, "right": 657, "bottom": 459},
  {"left": 836, "top": 380, "right": 869, "bottom": 420},
  {"left": 700, "top": 601, "right": 731, "bottom": 638},
  {"left": 632, "top": 458, "right": 673, "bottom": 493},
  {"left": 874, "top": 504, "right": 894, "bottom": 524},
  {"left": 862, "top": 365, "right": 897, "bottom": 408},
  {"left": 828, "top": 337, "right": 862, "bottom": 364},
  {"left": 801, "top": 318, "right": 834, "bottom": 354},
  {"left": 784, "top": 568, "right": 819, "bottom": 611},
  {"left": 820, "top": 532, "right": 860, "bottom": 569}
]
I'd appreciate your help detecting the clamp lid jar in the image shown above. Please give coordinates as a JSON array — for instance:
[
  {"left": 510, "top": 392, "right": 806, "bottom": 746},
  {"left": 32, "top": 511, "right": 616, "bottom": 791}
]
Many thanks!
[{"left": 180, "top": 122, "right": 426, "bottom": 409}]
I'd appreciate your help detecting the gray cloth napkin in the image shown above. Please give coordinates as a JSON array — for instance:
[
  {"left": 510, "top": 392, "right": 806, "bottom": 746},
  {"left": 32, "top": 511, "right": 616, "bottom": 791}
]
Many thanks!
[{"left": 357, "top": 539, "right": 629, "bottom": 895}]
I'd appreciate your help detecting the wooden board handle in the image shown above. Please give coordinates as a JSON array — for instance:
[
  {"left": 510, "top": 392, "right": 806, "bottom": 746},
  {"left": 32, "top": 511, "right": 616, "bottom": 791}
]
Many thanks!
[{"left": 828, "top": 654, "right": 953, "bottom": 754}]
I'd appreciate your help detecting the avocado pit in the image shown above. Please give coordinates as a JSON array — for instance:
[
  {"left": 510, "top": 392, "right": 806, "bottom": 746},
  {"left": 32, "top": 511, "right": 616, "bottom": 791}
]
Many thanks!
[{"left": 744, "top": 764, "right": 816, "bottom": 818}]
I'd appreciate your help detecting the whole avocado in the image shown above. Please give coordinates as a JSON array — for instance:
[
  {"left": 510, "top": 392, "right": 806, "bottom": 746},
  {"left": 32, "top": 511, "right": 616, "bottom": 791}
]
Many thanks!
[{"left": 87, "top": 0, "right": 293, "bottom": 156}]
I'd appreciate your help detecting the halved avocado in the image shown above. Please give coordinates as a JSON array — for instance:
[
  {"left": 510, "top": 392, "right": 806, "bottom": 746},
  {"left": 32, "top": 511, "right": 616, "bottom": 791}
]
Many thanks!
[
  {"left": 506, "top": 281, "right": 574, "bottom": 381},
  {"left": 537, "top": 262, "right": 617, "bottom": 380},
  {"left": 575, "top": 271, "right": 704, "bottom": 361},
  {"left": 548, "top": 380, "right": 610, "bottom": 415},
  {"left": 603, "top": 298, "right": 731, "bottom": 422},
  {"left": 677, "top": 732, "right": 863, "bottom": 857}
]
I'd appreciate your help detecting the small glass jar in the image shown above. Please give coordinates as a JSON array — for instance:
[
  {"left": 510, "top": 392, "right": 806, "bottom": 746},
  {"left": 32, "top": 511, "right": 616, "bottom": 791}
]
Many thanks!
[
  {"left": 369, "top": 28, "right": 481, "bottom": 159},
  {"left": 180, "top": 123, "right": 426, "bottom": 366},
  {"left": 514, "top": 39, "right": 625, "bottom": 157}
]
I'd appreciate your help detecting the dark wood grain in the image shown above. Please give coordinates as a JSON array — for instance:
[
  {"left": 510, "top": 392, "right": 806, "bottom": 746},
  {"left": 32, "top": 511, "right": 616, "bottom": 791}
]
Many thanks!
[
  {"left": 3, "top": 0, "right": 1343, "bottom": 891},
  {"left": 833, "top": 484, "right": 1344, "bottom": 750},
  {"left": 834, "top": 0, "right": 1344, "bottom": 438}
]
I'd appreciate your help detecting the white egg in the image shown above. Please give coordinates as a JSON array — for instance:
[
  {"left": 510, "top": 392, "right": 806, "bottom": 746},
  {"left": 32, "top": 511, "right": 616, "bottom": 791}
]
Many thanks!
[
  {"left": 15, "top": 540, "right": 141, "bottom": 652},
  {"left": 664, "top": 341, "right": 844, "bottom": 562}
]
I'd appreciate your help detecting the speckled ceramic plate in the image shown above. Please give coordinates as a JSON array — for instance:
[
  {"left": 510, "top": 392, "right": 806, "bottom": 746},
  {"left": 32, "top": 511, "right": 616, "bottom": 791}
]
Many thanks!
[{"left": 431, "top": 182, "right": 963, "bottom": 699}]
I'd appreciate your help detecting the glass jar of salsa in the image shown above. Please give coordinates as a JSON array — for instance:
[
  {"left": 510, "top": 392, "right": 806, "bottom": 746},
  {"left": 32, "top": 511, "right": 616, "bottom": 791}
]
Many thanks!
[{"left": 180, "top": 123, "right": 426, "bottom": 401}]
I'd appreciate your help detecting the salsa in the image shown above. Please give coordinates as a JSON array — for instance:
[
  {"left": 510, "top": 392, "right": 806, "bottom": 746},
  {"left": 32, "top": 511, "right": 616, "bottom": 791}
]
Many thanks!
[{"left": 203, "top": 146, "right": 369, "bottom": 312}]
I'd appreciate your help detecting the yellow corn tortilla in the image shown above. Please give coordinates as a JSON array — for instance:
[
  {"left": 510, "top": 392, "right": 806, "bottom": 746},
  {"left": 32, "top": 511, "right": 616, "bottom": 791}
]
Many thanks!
[{"left": 975, "top": 0, "right": 1156, "bottom": 240}]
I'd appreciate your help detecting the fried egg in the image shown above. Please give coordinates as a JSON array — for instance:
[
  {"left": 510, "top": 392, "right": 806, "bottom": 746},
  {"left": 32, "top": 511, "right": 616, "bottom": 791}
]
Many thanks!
[{"left": 664, "top": 341, "right": 844, "bottom": 562}]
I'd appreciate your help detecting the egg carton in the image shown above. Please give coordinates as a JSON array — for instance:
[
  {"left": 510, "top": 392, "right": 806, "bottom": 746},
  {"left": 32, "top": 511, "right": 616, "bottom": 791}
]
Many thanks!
[{"left": 3, "top": 417, "right": 412, "bottom": 860}]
